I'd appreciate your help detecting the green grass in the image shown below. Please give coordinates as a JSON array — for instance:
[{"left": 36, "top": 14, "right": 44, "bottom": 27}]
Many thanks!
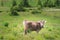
[{"left": 0, "top": 7, "right": 60, "bottom": 40}]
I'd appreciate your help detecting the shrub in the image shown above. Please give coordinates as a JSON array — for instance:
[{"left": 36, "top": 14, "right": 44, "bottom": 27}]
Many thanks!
[
  {"left": 4, "top": 22, "right": 9, "bottom": 27},
  {"left": 17, "top": 7, "right": 25, "bottom": 12},
  {"left": 10, "top": 6, "right": 19, "bottom": 16},
  {"left": 1, "top": 0, "right": 4, "bottom": 6},
  {"left": 0, "top": 36, "right": 4, "bottom": 40},
  {"left": 27, "top": 29, "right": 31, "bottom": 33},
  {"left": 12, "top": 0, "right": 17, "bottom": 7},
  {"left": 0, "top": 11, "right": 2, "bottom": 13},
  {"left": 48, "top": 29, "right": 52, "bottom": 31},
  {"left": 22, "top": 0, "right": 31, "bottom": 7},
  {"left": 16, "top": 3, "right": 26, "bottom": 12}
]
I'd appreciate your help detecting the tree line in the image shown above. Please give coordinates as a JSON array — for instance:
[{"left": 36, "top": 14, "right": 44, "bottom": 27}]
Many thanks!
[
  {"left": 0, "top": 0, "right": 60, "bottom": 8},
  {"left": 0, "top": 0, "right": 60, "bottom": 16}
]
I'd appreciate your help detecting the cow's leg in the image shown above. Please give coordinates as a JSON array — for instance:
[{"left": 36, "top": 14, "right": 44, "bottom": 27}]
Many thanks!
[
  {"left": 24, "top": 29, "right": 28, "bottom": 35},
  {"left": 36, "top": 30, "right": 39, "bottom": 33}
]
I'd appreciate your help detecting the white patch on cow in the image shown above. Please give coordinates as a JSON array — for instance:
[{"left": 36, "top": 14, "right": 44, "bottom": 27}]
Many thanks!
[
  {"left": 23, "top": 20, "right": 26, "bottom": 27},
  {"left": 23, "top": 20, "right": 32, "bottom": 27},
  {"left": 40, "top": 22, "right": 43, "bottom": 26}
]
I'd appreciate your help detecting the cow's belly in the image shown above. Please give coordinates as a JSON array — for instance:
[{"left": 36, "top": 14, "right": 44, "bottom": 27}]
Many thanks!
[{"left": 29, "top": 26, "right": 38, "bottom": 31}]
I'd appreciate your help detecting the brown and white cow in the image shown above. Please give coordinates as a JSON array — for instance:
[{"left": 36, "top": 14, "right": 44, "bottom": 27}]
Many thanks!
[{"left": 23, "top": 20, "right": 46, "bottom": 34}]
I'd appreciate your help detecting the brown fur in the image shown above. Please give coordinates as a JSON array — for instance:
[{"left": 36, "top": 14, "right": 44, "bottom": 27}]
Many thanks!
[{"left": 23, "top": 20, "right": 46, "bottom": 34}]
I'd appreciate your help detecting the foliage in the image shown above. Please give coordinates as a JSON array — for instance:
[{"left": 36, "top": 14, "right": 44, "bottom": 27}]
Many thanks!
[
  {"left": 38, "top": 0, "right": 60, "bottom": 8},
  {"left": 55, "top": 0, "right": 60, "bottom": 8},
  {"left": 1, "top": 0, "right": 4, "bottom": 6},
  {"left": 0, "top": 0, "right": 60, "bottom": 8},
  {"left": 42, "top": 0, "right": 55, "bottom": 7},
  {"left": 10, "top": 0, "right": 19, "bottom": 16},
  {"left": 16, "top": 3, "right": 26, "bottom": 12},
  {"left": 4, "top": 22, "right": 9, "bottom": 27},
  {"left": 10, "top": 6, "right": 19, "bottom": 16},
  {"left": 21, "top": 0, "right": 31, "bottom": 7},
  {"left": 12, "top": 0, "right": 17, "bottom": 7},
  {"left": 38, "top": 0, "right": 42, "bottom": 8},
  {"left": 55, "top": 0, "right": 60, "bottom": 6}
]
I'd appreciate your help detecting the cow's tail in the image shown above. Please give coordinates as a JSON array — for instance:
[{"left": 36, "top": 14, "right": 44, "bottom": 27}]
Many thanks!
[
  {"left": 23, "top": 20, "right": 25, "bottom": 27},
  {"left": 23, "top": 20, "right": 27, "bottom": 27}
]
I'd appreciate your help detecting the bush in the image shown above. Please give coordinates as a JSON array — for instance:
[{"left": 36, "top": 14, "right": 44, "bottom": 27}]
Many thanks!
[
  {"left": 11, "top": 10, "right": 18, "bottom": 16},
  {"left": 21, "top": 0, "right": 31, "bottom": 7},
  {"left": 10, "top": 6, "right": 19, "bottom": 16},
  {"left": 12, "top": 0, "right": 17, "bottom": 7},
  {"left": 48, "top": 29, "right": 52, "bottom": 31},
  {"left": 16, "top": 3, "right": 26, "bottom": 12},
  {"left": 0, "top": 36, "right": 4, "bottom": 40},
  {"left": 17, "top": 6, "right": 25, "bottom": 12},
  {"left": 0, "top": 11, "right": 2, "bottom": 13},
  {"left": 4, "top": 22, "right": 9, "bottom": 27}
]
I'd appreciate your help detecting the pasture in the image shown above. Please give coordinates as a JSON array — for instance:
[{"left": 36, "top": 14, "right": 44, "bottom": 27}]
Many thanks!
[{"left": 0, "top": 6, "right": 60, "bottom": 40}]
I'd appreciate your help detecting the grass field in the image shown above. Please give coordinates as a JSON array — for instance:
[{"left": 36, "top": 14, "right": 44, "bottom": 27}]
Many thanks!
[{"left": 0, "top": 6, "right": 60, "bottom": 40}]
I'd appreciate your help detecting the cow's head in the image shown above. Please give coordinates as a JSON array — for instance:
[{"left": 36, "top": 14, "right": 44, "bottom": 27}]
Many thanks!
[{"left": 37, "top": 20, "right": 47, "bottom": 28}]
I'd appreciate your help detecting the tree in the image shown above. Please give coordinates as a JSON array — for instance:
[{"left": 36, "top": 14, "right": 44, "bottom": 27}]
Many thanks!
[
  {"left": 10, "top": 6, "right": 18, "bottom": 16},
  {"left": 1, "top": 0, "right": 4, "bottom": 6},
  {"left": 21, "top": 0, "right": 30, "bottom": 7},
  {"left": 10, "top": 0, "right": 19, "bottom": 16},
  {"left": 44, "top": 0, "right": 56, "bottom": 7},
  {"left": 38, "top": 0, "right": 42, "bottom": 7},
  {"left": 55, "top": 0, "right": 60, "bottom": 6},
  {"left": 38, "top": 0, "right": 49, "bottom": 8},
  {"left": 17, "top": 3, "right": 25, "bottom": 11},
  {"left": 12, "top": 0, "right": 17, "bottom": 7}
]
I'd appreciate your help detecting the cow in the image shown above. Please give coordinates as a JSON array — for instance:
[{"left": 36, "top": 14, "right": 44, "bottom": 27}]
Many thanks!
[{"left": 23, "top": 20, "right": 46, "bottom": 34}]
